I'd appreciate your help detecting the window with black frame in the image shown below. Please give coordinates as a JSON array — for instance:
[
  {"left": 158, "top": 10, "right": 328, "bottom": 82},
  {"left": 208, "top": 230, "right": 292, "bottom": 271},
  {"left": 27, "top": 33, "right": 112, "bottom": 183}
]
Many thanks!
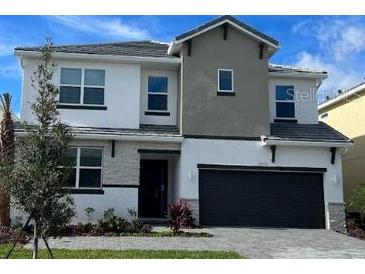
[
  {"left": 147, "top": 76, "right": 168, "bottom": 112},
  {"left": 59, "top": 68, "right": 105, "bottom": 105},
  {"left": 218, "top": 69, "right": 234, "bottom": 92},
  {"left": 64, "top": 147, "right": 103, "bottom": 189},
  {"left": 275, "top": 85, "right": 295, "bottom": 119}
]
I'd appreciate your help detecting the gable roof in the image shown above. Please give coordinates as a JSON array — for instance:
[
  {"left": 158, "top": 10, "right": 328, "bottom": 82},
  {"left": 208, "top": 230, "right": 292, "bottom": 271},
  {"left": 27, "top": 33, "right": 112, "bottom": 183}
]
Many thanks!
[
  {"left": 269, "top": 122, "right": 352, "bottom": 144},
  {"left": 176, "top": 15, "right": 278, "bottom": 46},
  {"left": 15, "top": 41, "right": 174, "bottom": 59},
  {"left": 168, "top": 15, "right": 279, "bottom": 56},
  {"left": 318, "top": 81, "right": 365, "bottom": 111}
]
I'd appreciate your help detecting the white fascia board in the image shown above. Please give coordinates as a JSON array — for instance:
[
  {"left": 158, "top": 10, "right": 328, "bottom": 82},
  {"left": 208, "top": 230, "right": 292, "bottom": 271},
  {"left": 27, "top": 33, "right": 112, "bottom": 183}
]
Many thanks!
[
  {"left": 15, "top": 50, "right": 181, "bottom": 65},
  {"left": 269, "top": 71, "right": 328, "bottom": 80},
  {"left": 74, "top": 133, "right": 184, "bottom": 143},
  {"left": 318, "top": 83, "right": 365, "bottom": 111},
  {"left": 261, "top": 137, "right": 353, "bottom": 148},
  {"left": 168, "top": 19, "right": 279, "bottom": 55}
]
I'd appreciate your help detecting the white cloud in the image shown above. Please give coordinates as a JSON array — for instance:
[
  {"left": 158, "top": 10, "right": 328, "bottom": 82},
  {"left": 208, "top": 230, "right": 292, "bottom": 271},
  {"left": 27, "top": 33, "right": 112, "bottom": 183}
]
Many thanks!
[
  {"left": 295, "top": 51, "right": 362, "bottom": 102},
  {"left": 0, "top": 43, "right": 15, "bottom": 56},
  {"left": 292, "top": 18, "right": 365, "bottom": 102},
  {"left": 48, "top": 16, "right": 151, "bottom": 40},
  {"left": 0, "top": 63, "right": 21, "bottom": 79},
  {"left": 334, "top": 26, "right": 365, "bottom": 61}
]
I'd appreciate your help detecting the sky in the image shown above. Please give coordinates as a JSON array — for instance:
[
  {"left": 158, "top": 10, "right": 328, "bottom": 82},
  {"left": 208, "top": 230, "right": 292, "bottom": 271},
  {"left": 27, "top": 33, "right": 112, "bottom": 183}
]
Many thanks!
[{"left": 1, "top": 15, "right": 365, "bottom": 115}]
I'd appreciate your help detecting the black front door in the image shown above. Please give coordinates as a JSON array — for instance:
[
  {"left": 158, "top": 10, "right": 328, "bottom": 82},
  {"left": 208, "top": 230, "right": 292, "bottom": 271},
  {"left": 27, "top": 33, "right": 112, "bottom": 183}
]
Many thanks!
[{"left": 139, "top": 160, "right": 168, "bottom": 218}]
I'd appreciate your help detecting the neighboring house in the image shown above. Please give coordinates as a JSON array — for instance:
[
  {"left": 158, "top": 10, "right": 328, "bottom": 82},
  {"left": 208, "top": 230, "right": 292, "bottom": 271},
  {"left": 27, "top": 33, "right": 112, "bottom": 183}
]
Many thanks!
[
  {"left": 319, "top": 83, "right": 365, "bottom": 209},
  {"left": 14, "top": 16, "right": 352, "bottom": 231}
]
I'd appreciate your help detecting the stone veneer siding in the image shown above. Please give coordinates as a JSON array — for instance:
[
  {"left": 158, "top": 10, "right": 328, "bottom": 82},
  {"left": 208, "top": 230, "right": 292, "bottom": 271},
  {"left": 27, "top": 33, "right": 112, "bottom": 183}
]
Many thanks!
[
  {"left": 70, "top": 139, "right": 180, "bottom": 186},
  {"left": 186, "top": 199, "right": 199, "bottom": 225},
  {"left": 327, "top": 202, "right": 347, "bottom": 233}
]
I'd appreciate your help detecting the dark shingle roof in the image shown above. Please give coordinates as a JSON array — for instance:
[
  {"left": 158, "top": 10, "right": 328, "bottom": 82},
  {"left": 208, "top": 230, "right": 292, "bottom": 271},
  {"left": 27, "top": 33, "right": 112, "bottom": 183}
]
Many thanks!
[
  {"left": 175, "top": 15, "right": 279, "bottom": 46},
  {"left": 15, "top": 41, "right": 174, "bottom": 58},
  {"left": 70, "top": 125, "right": 180, "bottom": 137},
  {"left": 270, "top": 122, "right": 351, "bottom": 143},
  {"left": 15, "top": 123, "right": 181, "bottom": 137}
]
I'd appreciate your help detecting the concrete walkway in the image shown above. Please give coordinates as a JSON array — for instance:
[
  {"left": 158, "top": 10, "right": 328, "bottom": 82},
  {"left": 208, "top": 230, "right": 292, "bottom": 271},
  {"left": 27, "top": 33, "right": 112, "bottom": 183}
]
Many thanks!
[{"left": 26, "top": 228, "right": 365, "bottom": 258}]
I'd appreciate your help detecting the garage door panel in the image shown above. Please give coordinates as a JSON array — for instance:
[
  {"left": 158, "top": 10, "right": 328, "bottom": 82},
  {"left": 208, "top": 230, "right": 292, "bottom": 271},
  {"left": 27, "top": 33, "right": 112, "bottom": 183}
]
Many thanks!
[{"left": 199, "top": 169, "right": 325, "bottom": 228}]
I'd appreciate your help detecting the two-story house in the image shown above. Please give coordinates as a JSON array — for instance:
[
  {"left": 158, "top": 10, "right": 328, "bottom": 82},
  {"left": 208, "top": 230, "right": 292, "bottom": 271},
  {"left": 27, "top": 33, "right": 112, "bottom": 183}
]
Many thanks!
[{"left": 15, "top": 16, "right": 352, "bottom": 231}]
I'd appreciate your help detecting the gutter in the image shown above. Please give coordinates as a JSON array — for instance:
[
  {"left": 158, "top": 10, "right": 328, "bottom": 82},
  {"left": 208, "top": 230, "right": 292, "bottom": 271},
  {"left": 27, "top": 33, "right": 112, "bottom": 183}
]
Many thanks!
[
  {"left": 261, "top": 136, "right": 353, "bottom": 148},
  {"left": 15, "top": 50, "right": 182, "bottom": 65},
  {"left": 269, "top": 71, "right": 328, "bottom": 80}
]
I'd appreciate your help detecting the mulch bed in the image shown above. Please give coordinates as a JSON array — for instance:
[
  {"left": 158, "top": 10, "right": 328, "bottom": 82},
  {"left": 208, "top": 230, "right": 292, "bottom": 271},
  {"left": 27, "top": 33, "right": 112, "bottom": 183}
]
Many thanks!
[{"left": 347, "top": 220, "right": 365, "bottom": 240}]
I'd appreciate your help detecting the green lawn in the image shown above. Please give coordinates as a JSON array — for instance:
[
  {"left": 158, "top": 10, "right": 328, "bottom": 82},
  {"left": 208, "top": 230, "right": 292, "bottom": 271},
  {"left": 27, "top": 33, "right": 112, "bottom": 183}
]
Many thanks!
[{"left": 0, "top": 244, "right": 242, "bottom": 259}]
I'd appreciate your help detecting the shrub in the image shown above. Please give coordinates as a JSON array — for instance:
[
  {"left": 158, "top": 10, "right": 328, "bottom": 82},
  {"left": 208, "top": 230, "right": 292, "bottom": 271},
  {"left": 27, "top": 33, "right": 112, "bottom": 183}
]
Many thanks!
[
  {"left": 0, "top": 226, "right": 16, "bottom": 244},
  {"left": 84, "top": 207, "right": 95, "bottom": 223},
  {"left": 127, "top": 208, "right": 143, "bottom": 233},
  {"left": 168, "top": 199, "right": 194, "bottom": 234},
  {"left": 140, "top": 224, "right": 153, "bottom": 234},
  {"left": 56, "top": 208, "right": 152, "bottom": 236},
  {"left": 347, "top": 185, "right": 365, "bottom": 216},
  {"left": 0, "top": 226, "right": 30, "bottom": 244},
  {"left": 98, "top": 208, "right": 129, "bottom": 233}
]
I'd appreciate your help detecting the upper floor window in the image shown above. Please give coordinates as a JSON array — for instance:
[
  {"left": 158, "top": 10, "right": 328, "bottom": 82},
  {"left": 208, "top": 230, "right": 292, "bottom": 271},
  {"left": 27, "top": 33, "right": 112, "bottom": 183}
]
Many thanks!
[
  {"left": 218, "top": 69, "right": 234, "bottom": 92},
  {"left": 148, "top": 76, "right": 168, "bottom": 111},
  {"left": 60, "top": 68, "right": 105, "bottom": 105},
  {"left": 64, "top": 147, "right": 103, "bottom": 189},
  {"left": 275, "top": 85, "right": 295, "bottom": 119}
]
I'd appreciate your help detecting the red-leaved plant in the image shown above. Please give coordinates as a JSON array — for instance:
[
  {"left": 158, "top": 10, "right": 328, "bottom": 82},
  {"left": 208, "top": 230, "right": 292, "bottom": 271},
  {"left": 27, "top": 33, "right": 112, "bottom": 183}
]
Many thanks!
[{"left": 168, "top": 199, "right": 194, "bottom": 234}]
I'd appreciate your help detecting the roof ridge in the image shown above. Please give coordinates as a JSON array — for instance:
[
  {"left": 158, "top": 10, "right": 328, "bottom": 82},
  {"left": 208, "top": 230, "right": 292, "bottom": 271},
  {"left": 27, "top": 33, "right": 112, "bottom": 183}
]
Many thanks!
[{"left": 15, "top": 40, "right": 168, "bottom": 51}]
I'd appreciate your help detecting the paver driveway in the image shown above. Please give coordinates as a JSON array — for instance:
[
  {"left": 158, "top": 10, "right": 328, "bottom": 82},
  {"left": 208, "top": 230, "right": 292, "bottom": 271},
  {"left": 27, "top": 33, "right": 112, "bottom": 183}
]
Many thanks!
[{"left": 32, "top": 228, "right": 365, "bottom": 258}]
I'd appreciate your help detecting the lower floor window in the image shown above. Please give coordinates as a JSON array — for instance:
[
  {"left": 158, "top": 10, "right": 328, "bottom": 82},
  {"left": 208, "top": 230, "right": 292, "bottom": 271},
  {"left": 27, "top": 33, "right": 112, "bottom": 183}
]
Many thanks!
[{"left": 65, "top": 147, "right": 103, "bottom": 189}]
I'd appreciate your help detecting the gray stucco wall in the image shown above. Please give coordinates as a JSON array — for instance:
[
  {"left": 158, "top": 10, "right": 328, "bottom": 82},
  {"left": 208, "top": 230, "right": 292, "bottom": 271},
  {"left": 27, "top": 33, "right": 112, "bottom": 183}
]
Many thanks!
[{"left": 181, "top": 25, "right": 270, "bottom": 137}]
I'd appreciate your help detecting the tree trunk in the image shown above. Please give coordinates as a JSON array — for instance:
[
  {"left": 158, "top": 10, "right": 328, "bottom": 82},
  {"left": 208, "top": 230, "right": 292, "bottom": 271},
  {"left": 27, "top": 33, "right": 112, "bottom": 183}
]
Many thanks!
[
  {"left": 0, "top": 191, "right": 10, "bottom": 226},
  {"left": 32, "top": 221, "right": 39, "bottom": 259}
]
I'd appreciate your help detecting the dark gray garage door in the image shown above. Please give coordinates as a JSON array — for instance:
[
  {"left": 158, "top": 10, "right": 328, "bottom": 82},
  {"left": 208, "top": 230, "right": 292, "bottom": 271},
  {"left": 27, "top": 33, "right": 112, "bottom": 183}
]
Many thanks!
[{"left": 199, "top": 169, "right": 325, "bottom": 228}]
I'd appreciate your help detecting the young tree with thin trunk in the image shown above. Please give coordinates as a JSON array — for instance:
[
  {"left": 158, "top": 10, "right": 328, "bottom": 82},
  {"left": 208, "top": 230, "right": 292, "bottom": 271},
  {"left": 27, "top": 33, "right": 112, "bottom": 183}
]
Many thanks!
[
  {"left": 0, "top": 93, "right": 14, "bottom": 227},
  {"left": 2, "top": 38, "right": 75, "bottom": 259}
]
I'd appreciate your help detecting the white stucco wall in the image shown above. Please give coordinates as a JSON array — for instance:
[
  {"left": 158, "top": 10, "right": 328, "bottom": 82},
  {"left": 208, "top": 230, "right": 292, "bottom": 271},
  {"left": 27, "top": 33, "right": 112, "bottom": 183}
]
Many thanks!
[
  {"left": 140, "top": 69, "right": 177, "bottom": 125},
  {"left": 21, "top": 57, "right": 141, "bottom": 129},
  {"left": 268, "top": 77, "right": 319, "bottom": 124},
  {"left": 72, "top": 187, "right": 138, "bottom": 224},
  {"left": 9, "top": 187, "right": 138, "bottom": 225},
  {"left": 176, "top": 138, "right": 344, "bottom": 229}
]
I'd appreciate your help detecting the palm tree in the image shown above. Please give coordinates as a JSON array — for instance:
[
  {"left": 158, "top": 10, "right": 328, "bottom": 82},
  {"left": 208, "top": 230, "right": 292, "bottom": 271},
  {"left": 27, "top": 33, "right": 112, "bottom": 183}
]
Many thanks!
[{"left": 0, "top": 93, "right": 14, "bottom": 227}]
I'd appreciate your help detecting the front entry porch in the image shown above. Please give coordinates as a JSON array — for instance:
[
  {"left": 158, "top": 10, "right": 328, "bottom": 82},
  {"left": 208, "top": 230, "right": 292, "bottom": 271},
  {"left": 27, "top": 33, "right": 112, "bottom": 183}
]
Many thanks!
[
  {"left": 139, "top": 159, "right": 168, "bottom": 218},
  {"left": 138, "top": 149, "right": 180, "bottom": 219}
]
